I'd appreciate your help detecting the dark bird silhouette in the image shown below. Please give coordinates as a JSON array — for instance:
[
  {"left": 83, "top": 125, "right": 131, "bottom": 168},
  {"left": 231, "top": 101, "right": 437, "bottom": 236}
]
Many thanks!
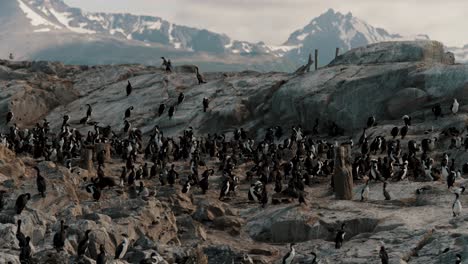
[
  {"left": 203, "top": 97, "right": 209, "bottom": 112},
  {"left": 379, "top": 245, "right": 389, "bottom": 264},
  {"left": 77, "top": 230, "right": 91, "bottom": 256},
  {"left": 196, "top": 66, "right": 206, "bottom": 84},
  {"left": 53, "top": 220, "right": 67, "bottom": 252},
  {"left": 391, "top": 127, "right": 399, "bottom": 139},
  {"left": 124, "top": 106, "right": 134, "bottom": 119},
  {"left": 86, "top": 104, "right": 92, "bottom": 117},
  {"left": 19, "top": 236, "right": 32, "bottom": 263},
  {"left": 15, "top": 193, "right": 31, "bottom": 214},
  {"left": 367, "top": 116, "right": 376, "bottom": 128},
  {"left": 35, "top": 166, "right": 46, "bottom": 198},
  {"left": 96, "top": 244, "right": 107, "bottom": 264},
  {"left": 6, "top": 111, "right": 13, "bottom": 124},
  {"left": 158, "top": 104, "right": 166, "bottom": 117},
  {"left": 400, "top": 125, "right": 408, "bottom": 139},
  {"left": 168, "top": 105, "right": 175, "bottom": 119},
  {"left": 178, "top": 92, "right": 185, "bottom": 105},
  {"left": 16, "top": 219, "right": 27, "bottom": 248},
  {"left": 126, "top": 81, "right": 133, "bottom": 96},
  {"left": 0, "top": 190, "right": 5, "bottom": 211}
]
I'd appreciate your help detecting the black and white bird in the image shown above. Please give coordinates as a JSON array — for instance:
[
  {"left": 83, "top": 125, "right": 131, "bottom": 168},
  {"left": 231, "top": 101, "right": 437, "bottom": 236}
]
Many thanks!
[
  {"left": 182, "top": 180, "right": 191, "bottom": 194},
  {"left": 402, "top": 115, "right": 411, "bottom": 126},
  {"left": 456, "top": 254, "right": 462, "bottom": 264},
  {"left": 114, "top": 234, "right": 129, "bottom": 259},
  {"left": 86, "top": 184, "right": 101, "bottom": 201},
  {"left": 77, "top": 230, "right": 91, "bottom": 256},
  {"left": 397, "top": 161, "right": 408, "bottom": 181},
  {"left": 126, "top": 81, "right": 133, "bottom": 96},
  {"left": 335, "top": 223, "right": 346, "bottom": 249},
  {"left": 282, "top": 243, "right": 296, "bottom": 264},
  {"left": 219, "top": 179, "right": 230, "bottom": 200},
  {"left": 452, "top": 193, "right": 462, "bottom": 217}
]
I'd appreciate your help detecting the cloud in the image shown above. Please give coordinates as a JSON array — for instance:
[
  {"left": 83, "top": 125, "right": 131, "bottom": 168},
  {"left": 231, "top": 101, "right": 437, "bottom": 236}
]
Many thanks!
[{"left": 64, "top": 0, "right": 467, "bottom": 47}]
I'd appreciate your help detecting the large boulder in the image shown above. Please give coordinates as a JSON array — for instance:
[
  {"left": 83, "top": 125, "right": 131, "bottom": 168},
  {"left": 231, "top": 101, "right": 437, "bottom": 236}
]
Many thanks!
[{"left": 329, "top": 41, "right": 450, "bottom": 66}]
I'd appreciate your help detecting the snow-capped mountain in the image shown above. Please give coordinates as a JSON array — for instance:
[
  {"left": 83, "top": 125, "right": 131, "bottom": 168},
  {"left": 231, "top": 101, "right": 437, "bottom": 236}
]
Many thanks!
[
  {"left": 0, "top": 1, "right": 465, "bottom": 71},
  {"left": 278, "top": 9, "right": 430, "bottom": 65},
  {"left": 10, "top": 0, "right": 273, "bottom": 55}
]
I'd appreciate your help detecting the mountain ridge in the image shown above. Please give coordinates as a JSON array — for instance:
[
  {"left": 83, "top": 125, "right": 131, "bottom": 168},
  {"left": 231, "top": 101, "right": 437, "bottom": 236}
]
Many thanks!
[{"left": 1, "top": 0, "right": 466, "bottom": 69}]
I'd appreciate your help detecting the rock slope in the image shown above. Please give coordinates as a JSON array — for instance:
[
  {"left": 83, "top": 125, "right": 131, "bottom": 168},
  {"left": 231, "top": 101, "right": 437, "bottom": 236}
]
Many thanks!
[{"left": 0, "top": 40, "right": 467, "bottom": 263}]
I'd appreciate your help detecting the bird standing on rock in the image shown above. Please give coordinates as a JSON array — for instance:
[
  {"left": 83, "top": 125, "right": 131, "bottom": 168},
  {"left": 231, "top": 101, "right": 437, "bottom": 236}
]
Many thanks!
[
  {"left": 126, "top": 81, "right": 133, "bottom": 96},
  {"left": 158, "top": 103, "right": 166, "bottom": 117},
  {"left": 451, "top": 99, "right": 459, "bottom": 114},
  {"left": 96, "top": 244, "right": 107, "bottom": 264},
  {"left": 178, "top": 92, "right": 185, "bottom": 105},
  {"left": 77, "top": 230, "right": 91, "bottom": 256},
  {"left": 379, "top": 245, "right": 389, "bottom": 264},
  {"left": 115, "top": 234, "right": 129, "bottom": 259},
  {"left": 53, "top": 220, "right": 67, "bottom": 252},
  {"left": 196, "top": 66, "right": 206, "bottom": 84},
  {"left": 335, "top": 223, "right": 346, "bottom": 249},
  {"left": 168, "top": 105, "right": 175, "bottom": 119},
  {"left": 6, "top": 111, "right": 13, "bottom": 124},
  {"left": 203, "top": 98, "right": 209, "bottom": 112},
  {"left": 35, "top": 166, "right": 46, "bottom": 198},
  {"left": 124, "top": 106, "right": 134, "bottom": 119},
  {"left": 15, "top": 193, "right": 31, "bottom": 214},
  {"left": 367, "top": 116, "right": 376, "bottom": 128},
  {"left": 452, "top": 193, "right": 462, "bottom": 217}
]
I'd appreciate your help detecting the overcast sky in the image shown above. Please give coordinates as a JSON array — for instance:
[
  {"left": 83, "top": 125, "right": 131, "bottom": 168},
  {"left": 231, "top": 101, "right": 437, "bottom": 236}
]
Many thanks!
[{"left": 65, "top": 0, "right": 467, "bottom": 47}]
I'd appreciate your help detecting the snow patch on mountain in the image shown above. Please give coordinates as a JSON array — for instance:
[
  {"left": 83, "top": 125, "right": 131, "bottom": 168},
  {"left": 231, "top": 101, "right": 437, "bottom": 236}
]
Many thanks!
[
  {"left": 48, "top": 8, "right": 95, "bottom": 34},
  {"left": 17, "top": 0, "right": 61, "bottom": 29}
]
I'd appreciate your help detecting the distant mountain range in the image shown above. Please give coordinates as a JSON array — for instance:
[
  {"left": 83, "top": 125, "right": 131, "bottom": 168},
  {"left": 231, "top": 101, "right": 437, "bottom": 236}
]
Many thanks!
[{"left": 0, "top": 0, "right": 466, "bottom": 71}]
